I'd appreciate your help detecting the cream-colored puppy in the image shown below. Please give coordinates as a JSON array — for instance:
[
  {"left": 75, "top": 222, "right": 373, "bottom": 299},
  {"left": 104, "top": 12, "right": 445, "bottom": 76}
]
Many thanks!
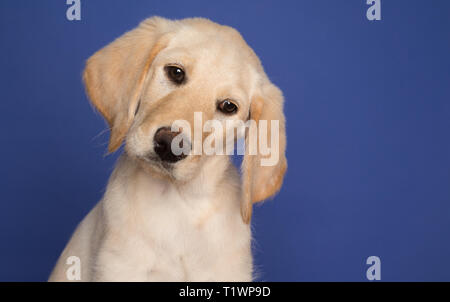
[{"left": 49, "top": 17, "right": 286, "bottom": 282}]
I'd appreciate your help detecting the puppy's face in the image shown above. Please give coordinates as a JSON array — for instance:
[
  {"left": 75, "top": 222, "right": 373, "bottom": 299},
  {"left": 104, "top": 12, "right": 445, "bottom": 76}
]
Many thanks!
[
  {"left": 83, "top": 17, "right": 287, "bottom": 222},
  {"left": 125, "top": 24, "right": 259, "bottom": 180}
]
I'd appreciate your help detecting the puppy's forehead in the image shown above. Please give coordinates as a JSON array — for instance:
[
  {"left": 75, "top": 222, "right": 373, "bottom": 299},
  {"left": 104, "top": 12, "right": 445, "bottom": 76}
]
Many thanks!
[{"left": 167, "top": 22, "right": 259, "bottom": 68}]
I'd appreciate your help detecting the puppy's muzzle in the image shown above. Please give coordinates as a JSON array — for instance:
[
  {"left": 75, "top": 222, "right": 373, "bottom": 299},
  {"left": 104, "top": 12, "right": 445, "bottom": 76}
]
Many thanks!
[{"left": 153, "top": 127, "right": 188, "bottom": 163}]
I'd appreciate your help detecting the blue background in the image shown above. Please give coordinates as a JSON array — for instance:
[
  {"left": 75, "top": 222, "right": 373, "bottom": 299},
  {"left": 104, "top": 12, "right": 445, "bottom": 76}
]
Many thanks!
[{"left": 0, "top": 0, "right": 449, "bottom": 281}]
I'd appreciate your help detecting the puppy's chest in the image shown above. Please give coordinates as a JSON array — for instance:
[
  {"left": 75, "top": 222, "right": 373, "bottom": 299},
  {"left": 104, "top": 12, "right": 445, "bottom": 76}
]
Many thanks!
[
  {"left": 142, "top": 196, "right": 225, "bottom": 246},
  {"left": 110, "top": 193, "right": 247, "bottom": 281}
]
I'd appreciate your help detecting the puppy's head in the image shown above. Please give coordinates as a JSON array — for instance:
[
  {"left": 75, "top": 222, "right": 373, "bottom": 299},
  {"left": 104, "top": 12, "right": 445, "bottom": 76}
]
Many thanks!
[{"left": 83, "top": 17, "right": 287, "bottom": 223}]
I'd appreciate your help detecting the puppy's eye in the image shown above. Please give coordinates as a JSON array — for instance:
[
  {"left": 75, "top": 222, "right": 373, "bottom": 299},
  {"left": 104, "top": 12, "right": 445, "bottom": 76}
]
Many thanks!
[
  {"left": 217, "top": 99, "right": 238, "bottom": 114},
  {"left": 165, "top": 65, "right": 185, "bottom": 84}
]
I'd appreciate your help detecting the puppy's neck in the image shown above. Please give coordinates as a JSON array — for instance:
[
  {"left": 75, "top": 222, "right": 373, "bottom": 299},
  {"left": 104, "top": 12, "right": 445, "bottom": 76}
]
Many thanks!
[{"left": 177, "top": 155, "right": 232, "bottom": 198}]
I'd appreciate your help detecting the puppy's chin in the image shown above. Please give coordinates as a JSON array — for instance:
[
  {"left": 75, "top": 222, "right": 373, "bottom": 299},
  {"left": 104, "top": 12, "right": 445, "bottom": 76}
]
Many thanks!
[{"left": 131, "top": 153, "right": 202, "bottom": 183}]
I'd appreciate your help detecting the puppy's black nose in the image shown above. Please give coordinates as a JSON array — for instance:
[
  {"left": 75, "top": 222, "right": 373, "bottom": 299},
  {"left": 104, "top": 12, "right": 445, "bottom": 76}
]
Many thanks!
[{"left": 153, "top": 127, "right": 187, "bottom": 163}]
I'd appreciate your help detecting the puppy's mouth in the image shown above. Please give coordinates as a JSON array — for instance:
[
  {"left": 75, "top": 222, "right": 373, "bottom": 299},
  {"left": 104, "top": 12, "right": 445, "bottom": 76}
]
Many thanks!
[{"left": 141, "top": 153, "right": 176, "bottom": 172}]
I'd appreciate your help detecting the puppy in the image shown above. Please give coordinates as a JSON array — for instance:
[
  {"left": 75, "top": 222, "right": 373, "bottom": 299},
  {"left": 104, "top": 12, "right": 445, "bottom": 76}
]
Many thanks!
[{"left": 49, "top": 17, "right": 287, "bottom": 282}]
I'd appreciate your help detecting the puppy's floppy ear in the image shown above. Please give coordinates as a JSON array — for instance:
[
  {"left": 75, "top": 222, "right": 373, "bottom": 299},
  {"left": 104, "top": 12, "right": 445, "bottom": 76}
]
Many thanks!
[
  {"left": 83, "top": 17, "right": 172, "bottom": 153},
  {"left": 241, "top": 82, "right": 287, "bottom": 224}
]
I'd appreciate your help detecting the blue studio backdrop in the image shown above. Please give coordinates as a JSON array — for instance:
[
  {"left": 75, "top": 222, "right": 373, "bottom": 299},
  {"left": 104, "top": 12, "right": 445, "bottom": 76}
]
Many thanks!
[{"left": 0, "top": 0, "right": 449, "bottom": 281}]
